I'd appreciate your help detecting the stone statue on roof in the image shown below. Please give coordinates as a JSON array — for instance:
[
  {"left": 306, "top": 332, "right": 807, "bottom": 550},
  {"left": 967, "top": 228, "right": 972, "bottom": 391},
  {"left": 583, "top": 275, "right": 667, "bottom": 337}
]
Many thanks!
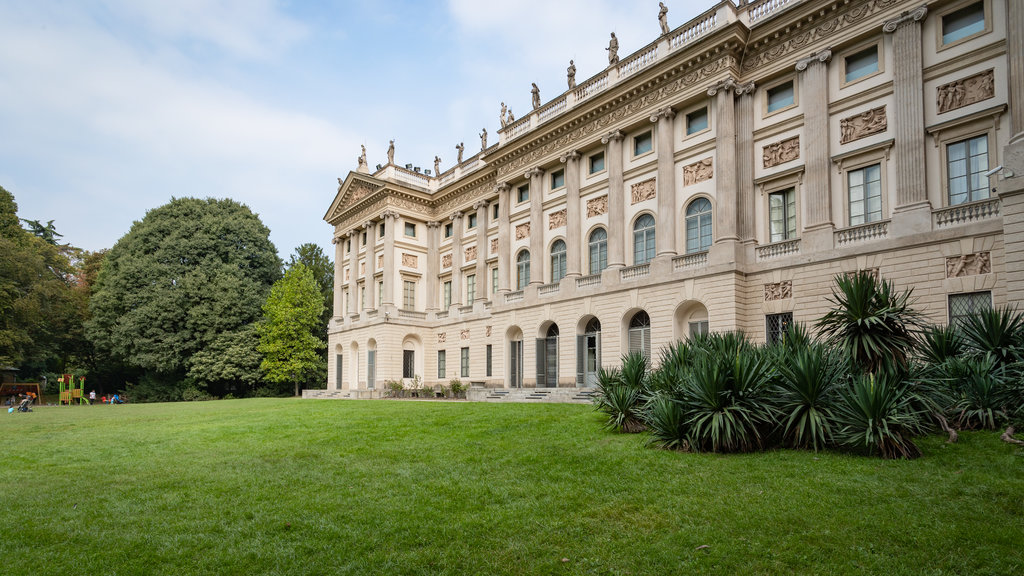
[
  {"left": 386, "top": 140, "right": 395, "bottom": 164},
  {"left": 434, "top": 155, "right": 441, "bottom": 175},
  {"left": 567, "top": 60, "right": 577, "bottom": 89},
  {"left": 531, "top": 83, "right": 541, "bottom": 110},
  {"left": 500, "top": 102, "right": 508, "bottom": 127},
  {"left": 456, "top": 142, "right": 464, "bottom": 163},
  {"left": 659, "top": 3, "right": 669, "bottom": 35},
  {"left": 480, "top": 128, "right": 487, "bottom": 150},
  {"left": 607, "top": 33, "right": 619, "bottom": 65},
  {"left": 507, "top": 108, "right": 515, "bottom": 124},
  {"left": 357, "top": 144, "right": 367, "bottom": 167}
]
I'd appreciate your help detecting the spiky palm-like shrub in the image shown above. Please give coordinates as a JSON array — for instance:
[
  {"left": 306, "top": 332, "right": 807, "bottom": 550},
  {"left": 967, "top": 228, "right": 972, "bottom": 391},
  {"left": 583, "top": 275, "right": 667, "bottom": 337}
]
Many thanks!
[
  {"left": 833, "top": 369, "right": 926, "bottom": 459},
  {"left": 916, "top": 323, "right": 966, "bottom": 365},
  {"left": 959, "top": 306, "right": 1024, "bottom": 366},
  {"left": 643, "top": 392, "right": 689, "bottom": 450},
  {"left": 592, "top": 354, "right": 648, "bottom": 434},
  {"left": 946, "top": 355, "right": 1011, "bottom": 430},
  {"left": 774, "top": 344, "right": 843, "bottom": 451},
  {"left": 816, "top": 271, "right": 923, "bottom": 374}
]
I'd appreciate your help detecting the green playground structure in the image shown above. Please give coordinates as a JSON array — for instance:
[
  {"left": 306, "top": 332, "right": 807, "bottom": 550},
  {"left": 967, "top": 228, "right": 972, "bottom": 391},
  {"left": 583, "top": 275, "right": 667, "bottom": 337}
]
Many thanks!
[{"left": 58, "top": 373, "right": 89, "bottom": 405}]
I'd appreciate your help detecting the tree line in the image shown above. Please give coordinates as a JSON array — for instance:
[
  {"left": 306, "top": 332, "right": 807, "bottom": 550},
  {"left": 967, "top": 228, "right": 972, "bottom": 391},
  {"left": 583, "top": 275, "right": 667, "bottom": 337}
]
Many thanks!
[{"left": 1, "top": 186, "right": 332, "bottom": 401}]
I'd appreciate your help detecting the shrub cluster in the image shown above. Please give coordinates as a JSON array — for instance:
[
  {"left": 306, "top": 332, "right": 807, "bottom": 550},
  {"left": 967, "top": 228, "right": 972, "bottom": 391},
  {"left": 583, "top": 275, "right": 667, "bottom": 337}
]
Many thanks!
[
  {"left": 594, "top": 272, "right": 1024, "bottom": 459},
  {"left": 380, "top": 376, "right": 467, "bottom": 399}
]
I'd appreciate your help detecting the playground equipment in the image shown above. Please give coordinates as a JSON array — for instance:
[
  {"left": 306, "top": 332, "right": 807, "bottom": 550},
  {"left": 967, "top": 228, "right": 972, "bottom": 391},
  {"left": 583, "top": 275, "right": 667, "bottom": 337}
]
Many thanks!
[{"left": 59, "top": 374, "right": 89, "bottom": 405}]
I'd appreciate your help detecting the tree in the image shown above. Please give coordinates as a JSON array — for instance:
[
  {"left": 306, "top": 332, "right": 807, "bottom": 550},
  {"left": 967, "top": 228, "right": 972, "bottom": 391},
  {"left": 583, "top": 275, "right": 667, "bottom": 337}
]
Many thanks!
[
  {"left": 258, "top": 264, "right": 326, "bottom": 396},
  {"left": 286, "top": 243, "right": 332, "bottom": 388},
  {"left": 86, "top": 197, "right": 280, "bottom": 399}
]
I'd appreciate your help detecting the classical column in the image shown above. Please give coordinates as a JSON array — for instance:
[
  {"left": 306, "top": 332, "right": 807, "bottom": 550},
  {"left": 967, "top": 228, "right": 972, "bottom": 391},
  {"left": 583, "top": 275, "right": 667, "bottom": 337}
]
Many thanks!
[
  {"left": 650, "top": 107, "right": 677, "bottom": 256},
  {"left": 1011, "top": 1, "right": 1024, "bottom": 135},
  {"left": 526, "top": 167, "right": 544, "bottom": 284},
  {"left": 363, "top": 221, "right": 375, "bottom": 310},
  {"left": 332, "top": 235, "right": 343, "bottom": 320},
  {"left": 796, "top": 49, "right": 833, "bottom": 230},
  {"left": 496, "top": 184, "right": 511, "bottom": 294},
  {"left": 735, "top": 82, "right": 757, "bottom": 243},
  {"left": 560, "top": 150, "right": 582, "bottom": 277},
  {"left": 601, "top": 130, "right": 626, "bottom": 268},
  {"left": 347, "top": 226, "right": 359, "bottom": 316},
  {"left": 884, "top": 6, "right": 929, "bottom": 209},
  {"left": 474, "top": 201, "right": 488, "bottom": 298},
  {"left": 426, "top": 221, "right": 441, "bottom": 311},
  {"left": 381, "top": 210, "right": 398, "bottom": 308},
  {"left": 710, "top": 79, "right": 738, "bottom": 242},
  {"left": 450, "top": 211, "right": 464, "bottom": 305}
]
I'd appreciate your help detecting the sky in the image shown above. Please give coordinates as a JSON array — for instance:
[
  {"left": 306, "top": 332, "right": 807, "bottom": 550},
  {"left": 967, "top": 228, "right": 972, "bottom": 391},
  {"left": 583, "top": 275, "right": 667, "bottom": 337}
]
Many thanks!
[{"left": 0, "top": 0, "right": 710, "bottom": 261}]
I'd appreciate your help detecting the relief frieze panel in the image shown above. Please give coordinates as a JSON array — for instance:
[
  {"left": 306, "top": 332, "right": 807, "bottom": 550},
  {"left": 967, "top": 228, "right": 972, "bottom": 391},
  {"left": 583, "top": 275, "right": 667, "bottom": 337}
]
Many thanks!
[
  {"left": 377, "top": 254, "right": 384, "bottom": 269},
  {"left": 485, "top": 326, "right": 492, "bottom": 337},
  {"left": 764, "top": 281, "right": 792, "bottom": 301},
  {"left": 441, "top": 253, "right": 452, "bottom": 268},
  {"left": 937, "top": 70, "right": 995, "bottom": 115},
  {"left": 465, "top": 245, "right": 477, "bottom": 262},
  {"left": 587, "top": 195, "right": 608, "bottom": 218},
  {"left": 631, "top": 178, "right": 657, "bottom": 204},
  {"left": 683, "top": 158, "right": 714, "bottom": 186},
  {"left": 515, "top": 223, "right": 530, "bottom": 240},
  {"left": 840, "top": 106, "right": 887, "bottom": 144},
  {"left": 549, "top": 209, "right": 567, "bottom": 230},
  {"left": 437, "top": 333, "right": 446, "bottom": 343},
  {"left": 490, "top": 238, "right": 498, "bottom": 255},
  {"left": 763, "top": 136, "right": 800, "bottom": 168},
  {"left": 460, "top": 329, "right": 470, "bottom": 340},
  {"left": 946, "top": 252, "right": 990, "bottom": 278},
  {"left": 401, "top": 253, "right": 418, "bottom": 268}
]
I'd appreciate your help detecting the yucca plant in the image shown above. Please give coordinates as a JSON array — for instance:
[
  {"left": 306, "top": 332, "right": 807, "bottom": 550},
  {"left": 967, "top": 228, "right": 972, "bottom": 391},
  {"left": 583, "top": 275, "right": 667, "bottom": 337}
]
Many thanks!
[
  {"left": 833, "top": 369, "right": 925, "bottom": 459},
  {"left": 643, "top": 392, "right": 689, "bottom": 450},
  {"left": 959, "top": 306, "right": 1024, "bottom": 366},
  {"left": 915, "top": 323, "right": 966, "bottom": 366},
  {"left": 947, "top": 355, "right": 1011, "bottom": 430},
  {"left": 592, "top": 363, "right": 646, "bottom": 433},
  {"left": 774, "top": 344, "right": 843, "bottom": 451},
  {"left": 816, "top": 271, "right": 923, "bottom": 374}
]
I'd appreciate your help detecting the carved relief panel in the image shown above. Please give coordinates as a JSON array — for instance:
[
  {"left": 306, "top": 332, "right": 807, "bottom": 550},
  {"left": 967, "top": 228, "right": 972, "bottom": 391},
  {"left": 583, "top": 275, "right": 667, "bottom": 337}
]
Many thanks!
[
  {"left": 441, "top": 253, "right": 452, "bottom": 268},
  {"left": 946, "top": 252, "right": 990, "bottom": 277},
  {"left": 937, "top": 70, "right": 994, "bottom": 115},
  {"left": 465, "top": 246, "right": 477, "bottom": 262},
  {"left": 683, "top": 158, "right": 714, "bottom": 186},
  {"left": 485, "top": 326, "right": 492, "bottom": 337},
  {"left": 549, "top": 209, "right": 567, "bottom": 230},
  {"left": 437, "top": 333, "right": 446, "bottom": 343},
  {"left": 490, "top": 238, "right": 498, "bottom": 255},
  {"left": 377, "top": 254, "right": 384, "bottom": 269},
  {"left": 460, "top": 329, "right": 470, "bottom": 340},
  {"left": 587, "top": 195, "right": 608, "bottom": 218},
  {"left": 630, "top": 178, "right": 657, "bottom": 204},
  {"left": 840, "top": 106, "right": 887, "bottom": 144},
  {"left": 515, "top": 223, "right": 530, "bottom": 240},
  {"left": 401, "top": 253, "right": 418, "bottom": 268},
  {"left": 763, "top": 136, "right": 800, "bottom": 168},
  {"left": 764, "top": 281, "right": 792, "bottom": 301}
]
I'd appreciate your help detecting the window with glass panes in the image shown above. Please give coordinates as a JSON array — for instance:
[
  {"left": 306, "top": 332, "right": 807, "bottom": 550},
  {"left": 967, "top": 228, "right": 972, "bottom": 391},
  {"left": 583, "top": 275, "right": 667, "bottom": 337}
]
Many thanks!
[
  {"left": 589, "top": 228, "right": 607, "bottom": 274},
  {"left": 848, "top": 164, "right": 882, "bottom": 225},
  {"left": 550, "top": 240, "right": 566, "bottom": 283},
  {"left": 486, "top": 344, "right": 493, "bottom": 376},
  {"left": 844, "top": 46, "right": 879, "bottom": 83},
  {"left": 551, "top": 170, "right": 564, "bottom": 189},
  {"left": 685, "top": 198, "right": 712, "bottom": 253},
  {"left": 766, "top": 313, "right": 793, "bottom": 344},
  {"left": 437, "top": 350, "right": 446, "bottom": 378},
  {"left": 402, "top": 350, "right": 415, "bottom": 378},
  {"left": 467, "top": 213, "right": 477, "bottom": 229},
  {"left": 402, "top": 280, "right": 416, "bottom": 309},
  {"left": 516, "top": 251, "right": 530, "bottom": 289},
  {"left": 634, "top": 131, "right": 653, "bottom": 155},
  {"left": 627, "top": 311, "right": 652, "bottom": 361},
  {"left": 633, "top": 214, "right": 656, "bottom": 265},
  {"left": 491, "top": 267, "right": 498, "bottom": 295},
  {"left": 466, "top": 274, "right": 475, "bottom": 304},
  {"left": 948, "top": 291, "right": 991, "bottom": 327},
  {"left": 686, "top": 107, "right": 708, "bottom": 135},
  {"left": 942, "top": 2, "right": 985, "bottom": 44},
  {"left": 589, "top": 152, "right": 605, "bottom": 174},
  {"left": 443, "top": 280, "right": 452, "bottom": 308},
  {"left": 769, "top": 188, "right": 797, "bottom": 241},
  {"left": 947, "top": 135, "right": 989, "bottom": 205},
  {"left": 767, "top": 81, "right": 795, "bottom": 113},
  {"left": 460, "top": 347, "right": 470, "bottom": 378},
  {"left": 689, "top": 321, "right": 709, "bottom": 337},
  {"left": 517, "top": 184, "right": 529, "bottom": 203}
]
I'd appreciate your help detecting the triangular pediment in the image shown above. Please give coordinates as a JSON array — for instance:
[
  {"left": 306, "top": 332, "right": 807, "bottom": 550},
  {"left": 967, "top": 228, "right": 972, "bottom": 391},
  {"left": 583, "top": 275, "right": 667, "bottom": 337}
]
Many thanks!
[{"left": 324, "top": 172, "right": 385, "bottom": 224}]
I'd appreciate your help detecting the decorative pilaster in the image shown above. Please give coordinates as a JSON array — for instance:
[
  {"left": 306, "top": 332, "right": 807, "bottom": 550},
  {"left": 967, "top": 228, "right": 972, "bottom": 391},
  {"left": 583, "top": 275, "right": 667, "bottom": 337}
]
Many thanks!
[
  {"left": 332, "top": 235, "right": 343, "bottom": 321},
  {"left": 381, "top": 210, "right": 398, "bottom": 307},
  {"left": 363, "top": 221, "right": 375, "bottom": 310},
  {"left": 735, "top": 82, "right": 757, "bottom": 243},
  {"left": 884, "top": 6, "right": 928, "bottom": 209},
  {"left": 709, "top": 79, "right": 738, "bottom": 242},
  {"left": 560, "top": 151, "right": 582, "bottom": 277},
  {"left": 601, "top": 130, "right": 626, "bottom": 268},
  {"left": 426, "top": 221, "right": 441, "bottom": 311},
  {"left": 474, "top": 201, "right": 488, "bottom": 299},
  {"left": 651, "top": 107, "right": 677, "bottom": 256},
  {"left": 496, "top": 184, "right": 511, "bottom": 294},
  {"left": 526, "top": 167, "right": 544, "bottom": 284},
  {"left": 1008, "top": 1, "right": 1024, "bottom": 135},
  {"left": 450, "top": 211, "right": 464, "bottom": 305},
  {"left": 796, "top": 49, "right": 833, "bottom": 230},
  {"left": 347, "top": 226, "right": 359, "bottom": 316}
]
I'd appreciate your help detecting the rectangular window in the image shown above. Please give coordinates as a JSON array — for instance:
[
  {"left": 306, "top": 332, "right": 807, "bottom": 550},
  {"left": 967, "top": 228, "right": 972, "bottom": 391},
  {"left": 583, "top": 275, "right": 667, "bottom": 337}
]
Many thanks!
[
  {"left": 689, "top": 321, "right": 709, "bottom": 337},
  {"left": 460, "top": 347, "right": 470, "bottom": 378},
  {"left": 844, "top": 46, "right": 879, "bottom": 83},
  {"left": 492, "top": 203, "right": 499, "bottom": 219},
  {"left": 342, "top": 289, "right": 348, "bottom": 315},
  {"left": 848, "top": 164, "right": 882, "bottom": 225},
  {"left": 443, "top": 280, "right": 452, "bottom": 308},
  {"left": 551, "top": 169, "right": 565, "bottom": 190},
  {"left": 444, "top": 223, "right": 453, "bottom": 238},
  {"left": 589, "top": 152, "right": 605, "bottom": 174},
  {"left": 361, "top": 231, "right": 367, "bottom": 245},
  {"left": 686, "top": 107, "right": 708, "bottom": 135},
  {"left": 949, "top": 291, "right": 991, "bottom": 326},
  {"left": 402, "top": 280, "right": 416, "bottom": 309},
  {"left": 633, "top": 131, "right": 653, "bottom": 156},
  {"left": 378, "top": 282, "right": 383, "bottom": 307},
  {"left": 367, "top": 350, "right": 376, "bottom": 390},
  {"left": 466, "top": 274, "right": 476, "bottom": 304},
  {"left": 486, "top": 344, "right": 493, "bottom": 377},
  {"left": 404, "top": 222, "right": 416, "bottom": 237},
  {"left": 359, "top": 285, "right": 365, "bottom": 309},
  {"left": 437, "top": 350, "right": 446, "bottom": 379},
  {"left": 767, "top": 81, "right": 795, "bottom": 113},
  {"left": 467, "top": 213, "right": 477, "bottom": 229},
  {"left": 517, "top": 184, "right": 529, "bottom": 203},
  {"left": 402, "top": 350, "right": 415, "bottom": 379},
  {"left": 942, "top": 2, "right": 985, "bottom": 44},
  {"left": 491, "top": 267, "right": 498, "bottom": 295},
  {"left": 379, "top": 223, "right": 385, "bottom": 238},
  {"left": 766, "top": 313, "right": 793, "bottom": 344},
  {"left": 335, "top": 355, "right": 343, "bottom": 389},
  {"left": 947, "top": 135, "right": 989, "bottom": 205},
  {"left": 769, "top": 188, "right": 797, "bottom": 242}
]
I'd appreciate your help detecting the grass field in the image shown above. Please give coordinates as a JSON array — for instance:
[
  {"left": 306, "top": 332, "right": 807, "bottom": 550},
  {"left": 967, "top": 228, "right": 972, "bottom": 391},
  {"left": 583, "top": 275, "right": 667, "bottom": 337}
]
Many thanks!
[{"left": 1, "top": 398, "right": 1022, "bottom": 575}]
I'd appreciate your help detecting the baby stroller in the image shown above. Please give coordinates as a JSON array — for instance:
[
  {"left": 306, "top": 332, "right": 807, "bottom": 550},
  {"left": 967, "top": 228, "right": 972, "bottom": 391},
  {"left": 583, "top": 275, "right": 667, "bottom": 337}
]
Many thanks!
[{"left": 17, "top": 396, "right": 33, "bottom": 412}]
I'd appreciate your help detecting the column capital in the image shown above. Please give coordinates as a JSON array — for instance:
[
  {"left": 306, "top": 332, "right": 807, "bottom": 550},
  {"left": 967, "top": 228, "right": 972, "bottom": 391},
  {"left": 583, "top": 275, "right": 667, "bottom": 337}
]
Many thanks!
[
  {"left": 735, "top": 81, "right": 756, "bottom": 97},
  {"left": 601, "top": 130, "right": 624, "bottom": 144},
  {"left": 524, "top": 167, "right": 544, "bottom": 179},
  {"left": 426, "top": 220, "right": 441, "bottom": 228},
  {"left": 495, "top": 182, "right": 511, "bottom": 193},
  {"left": 363, "top": 221, "right": 374, "bottom": 230},
  {"left": 559, "top": 150, "right": 581, "bottom": 163},
  {"left": 882, "top": 5, "right": 927, "bottom": 33},
  {"left": 707, "top": 77, "right": 737, "bottom": 96},
  {"left": 473, "top": 200, "right": 489, "bottom": 210},
  {"left": 649, "top": 106, "right": 676, "bottom": 123},
  {"left": 449, "top": 211, "right": 464, "bottom": 221},
  {"left": 795, "top": 48, "right": 832, "bottom": 72},
  {"left": 331, "top": 236, "right": 340, "bottom": 244},
  {"left": 381, "top": 210, "right": 400, "bottom": 221}
]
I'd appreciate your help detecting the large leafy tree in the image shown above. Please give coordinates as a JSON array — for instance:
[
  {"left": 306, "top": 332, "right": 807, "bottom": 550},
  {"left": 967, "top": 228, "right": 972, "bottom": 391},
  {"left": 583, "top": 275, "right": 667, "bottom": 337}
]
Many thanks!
[
  {"left": 258, "top": 264, "right": 326, "bottom": 396},
  {"left": 87, "top": 197, "right": 280, "bottom": 399},
  {"left": 286, "top": 243, "right": 332, "bottom": 386}
]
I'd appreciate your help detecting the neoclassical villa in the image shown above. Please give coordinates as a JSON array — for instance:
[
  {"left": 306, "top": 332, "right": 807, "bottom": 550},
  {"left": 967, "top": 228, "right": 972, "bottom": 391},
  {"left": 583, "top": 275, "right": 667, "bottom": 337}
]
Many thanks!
[{"left": 315, "top": 0, "right": 1024, "bottom": 396}]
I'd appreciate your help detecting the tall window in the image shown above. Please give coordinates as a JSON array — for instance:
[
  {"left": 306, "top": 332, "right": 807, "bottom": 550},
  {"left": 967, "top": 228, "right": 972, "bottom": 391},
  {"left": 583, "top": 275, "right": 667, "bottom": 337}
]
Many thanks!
[
  {"left": 443, "top": 280, "right": 452, "bottom": 308},
  {"left": 767, "top": 81, "right": 795, "bottom": 113},
  {"left": 466, "top": 274, "right": 476, "bottom": 304},
  {"left": 342, "top": 289, "right": 348, "bottom": 315},
  {"left": 467, "top": 213, "right": 477, "bottom": 229},
  {"left": 769, "top": 188, "right": 797, "bottom": 242},
  {"left": 492, "top": 203, "right": 499, "bottom": 219},
  {"left": 942, "top": 2, "right": 985, "bottom": 44},
  {"left": 628, "top": 311, "right": 652, "bottom": 361},
  {"left": 685, "top": 198, "right": 712, "bottom": 253},
  {"left": 516, "top": 251, "right": 530, "bottom": 289},
  {"left": 402, "top": 350, "right": 415, "bottom": 379},
  {"left": 460, "top": 347, "right": 470, "bottom": 378},
  {"left": 848, "top": 164, "right": 882, "bottom": 225},
  {"left": 486, "top": 344, "right": 493, "bottom": 377},
  {"left": 947, "top": 135, "right": 989, "bottom": 205},
  {"left": 491, "top": 267, "right": 498, "bottom": 295},
  {"left": 844, "top": 46, "right": 879, "bottom": 83},
  {"left": 377, "top": 281, "right": 383, "bottom": 307},
  {"left": 537, "top": 324, "right": 559, "bottom": 388},
  {"left": 444, "top": 223, "right": 453, "bottom": 238},
  {"left": 359, "top": 285, "right": 365, "bottom": 309},
  {"left": 949, "top": 291, "right": 991, "bottom": 327},
  {"left": 402, "top": 280, "right": 416, "bottom": 309},
  {"left": 766, "top": 313, "right": 793, "bottom": 344},
  {"left": 589, "top": 228, "right": 608, "bottom": 275},
  {"left": 550, "top": 240, "right": 567, "bottom": 283},
  {"left": 437, "top": 350, "right": 446, "bottom": 379},
  {"left": 633, "top": 214, "right": 656, "bottom": 265}
]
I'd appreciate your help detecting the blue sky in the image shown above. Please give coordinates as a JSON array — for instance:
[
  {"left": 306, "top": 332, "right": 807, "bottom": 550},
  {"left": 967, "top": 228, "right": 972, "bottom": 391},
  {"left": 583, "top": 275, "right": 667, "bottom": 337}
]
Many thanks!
[{"left": 1, "top": 0, "right": 707, "bottom": 260}]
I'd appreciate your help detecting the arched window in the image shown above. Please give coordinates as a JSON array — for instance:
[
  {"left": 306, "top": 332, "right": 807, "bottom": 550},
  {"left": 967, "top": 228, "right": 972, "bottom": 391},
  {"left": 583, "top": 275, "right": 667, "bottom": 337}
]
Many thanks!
[
  {"left": 633, "top": 214, "right": 656, "bottom": 265},
  {"left": 516, "top": 250, "right": 531, "bottom": 290},
  {"left": 550, "top": 240, "right": 567, "bottom": 283},
  {"left": 685, "top": 198, "right": 713, "bottom": 253},
  {"left": 628, "top": 311, "right": 651, "bottom": 360},
  {"left": 588, "top": 228, "right": 607, "bottom": 275}
]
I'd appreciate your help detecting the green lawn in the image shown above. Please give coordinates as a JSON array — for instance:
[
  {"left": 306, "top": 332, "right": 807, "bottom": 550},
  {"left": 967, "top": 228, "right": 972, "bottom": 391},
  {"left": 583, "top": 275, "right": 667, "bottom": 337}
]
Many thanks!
[{"left": 1, "top": 399, "right": 1021, "bottom": 575}]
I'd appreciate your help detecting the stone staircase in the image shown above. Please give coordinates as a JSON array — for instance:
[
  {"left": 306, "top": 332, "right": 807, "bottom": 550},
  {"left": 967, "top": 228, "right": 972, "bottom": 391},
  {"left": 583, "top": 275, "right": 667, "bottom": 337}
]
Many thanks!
[{"left": 470, "top": 387, "right": 597, "bottom": 404}]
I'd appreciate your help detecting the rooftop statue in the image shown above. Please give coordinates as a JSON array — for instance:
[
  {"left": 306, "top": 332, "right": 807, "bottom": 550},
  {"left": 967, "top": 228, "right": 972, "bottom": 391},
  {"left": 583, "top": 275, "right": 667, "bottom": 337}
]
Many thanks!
[
  {"left": 480, "top": 128, "right": 488, "bottom": 150},
  {"left": 567, "top": 60, "right": 576, "bottom": 89},
  {"left": 357, "top": 144, "right": 367, "bottom": 167},
  {"left": 434, "top": 155, "right": 441, "bottom": 175},
  {"left": 500, "top": 102, "right": 508, "bottom": 127},
  {"left": 386, "top": 140, "right": 395, "bottom": 164},
  {"left": 507, "top": 108, "right": 515, "bottom": 124},
  {"left": 456, "top": 142, "right": 464, "bottom": 163},
  {"left": 607, "top": 33, "right": 619, "bottom": 66},
  {"left": 531, "top": 83, "right": 541, "bottom": 110},
  {"left": 659, "top": 3, "right": 669, "bottom": 35}
]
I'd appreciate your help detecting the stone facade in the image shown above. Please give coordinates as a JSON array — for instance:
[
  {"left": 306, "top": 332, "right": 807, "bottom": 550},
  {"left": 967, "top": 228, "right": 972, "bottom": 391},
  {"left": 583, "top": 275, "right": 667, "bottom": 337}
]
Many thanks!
[{"left": 321, "top": 0, "right": 1022, "bottom": 395}]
